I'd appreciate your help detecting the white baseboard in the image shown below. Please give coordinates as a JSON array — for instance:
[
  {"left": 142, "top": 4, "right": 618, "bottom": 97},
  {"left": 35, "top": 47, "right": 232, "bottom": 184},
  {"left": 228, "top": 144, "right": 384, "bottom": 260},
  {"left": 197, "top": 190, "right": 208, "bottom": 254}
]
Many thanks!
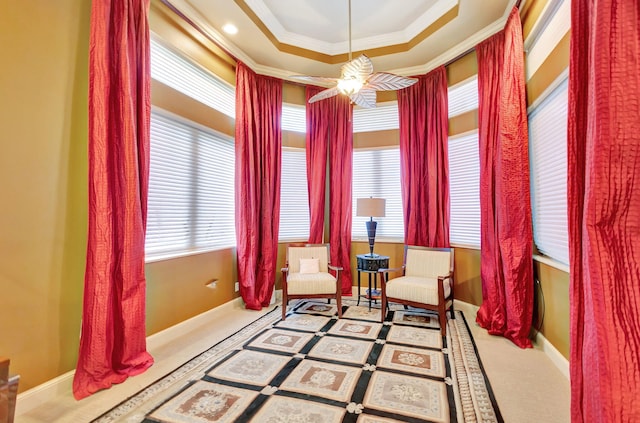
[
  {"left": 16, "top": 296, "right": 246, "bottom": 416},
  {"left": 534, "top": 330, "right": 570, "bottom": 380},
  {"left": 15, "top": 369, "right": 75, "bottom": 416},
  {"left": 453, "top": 299, "right": 569, "bottom": 380}
]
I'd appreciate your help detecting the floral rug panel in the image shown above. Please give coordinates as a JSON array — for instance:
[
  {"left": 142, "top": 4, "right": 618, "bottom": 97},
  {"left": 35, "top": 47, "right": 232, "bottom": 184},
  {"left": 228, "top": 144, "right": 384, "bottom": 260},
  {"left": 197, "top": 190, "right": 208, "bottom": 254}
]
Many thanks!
[{"left": 93, "top": 299, "right": 503, "bottom": 423}]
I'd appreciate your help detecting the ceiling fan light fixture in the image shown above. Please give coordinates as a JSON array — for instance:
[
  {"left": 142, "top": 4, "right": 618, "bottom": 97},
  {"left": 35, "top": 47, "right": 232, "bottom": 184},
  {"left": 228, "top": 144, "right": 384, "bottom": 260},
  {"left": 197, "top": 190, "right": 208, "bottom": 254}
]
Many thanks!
[{"left": 337, "top": 76, "right": 364, "bottom": 96}]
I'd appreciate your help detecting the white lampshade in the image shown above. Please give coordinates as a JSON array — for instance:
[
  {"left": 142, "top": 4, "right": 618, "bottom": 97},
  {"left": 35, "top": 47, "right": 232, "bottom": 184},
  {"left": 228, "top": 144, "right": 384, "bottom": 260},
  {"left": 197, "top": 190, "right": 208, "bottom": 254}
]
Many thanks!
[{"left": 357, "top": 198, "right": 386, "bottom": 217}]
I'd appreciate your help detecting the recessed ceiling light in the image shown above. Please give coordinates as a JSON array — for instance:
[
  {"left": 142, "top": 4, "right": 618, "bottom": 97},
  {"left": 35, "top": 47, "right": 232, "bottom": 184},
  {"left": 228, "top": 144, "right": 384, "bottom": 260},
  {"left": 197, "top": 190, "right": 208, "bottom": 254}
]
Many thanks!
[{"left": 222, "top": 23, "right": 238, "bottom": 35}]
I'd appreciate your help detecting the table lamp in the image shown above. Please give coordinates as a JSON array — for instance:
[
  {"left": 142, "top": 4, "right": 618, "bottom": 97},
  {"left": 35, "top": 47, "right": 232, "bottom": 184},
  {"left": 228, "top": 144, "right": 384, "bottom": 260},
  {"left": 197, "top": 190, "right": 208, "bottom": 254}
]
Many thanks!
[{"left": 356, "top": 197, "right": 386, "bottom": 256}]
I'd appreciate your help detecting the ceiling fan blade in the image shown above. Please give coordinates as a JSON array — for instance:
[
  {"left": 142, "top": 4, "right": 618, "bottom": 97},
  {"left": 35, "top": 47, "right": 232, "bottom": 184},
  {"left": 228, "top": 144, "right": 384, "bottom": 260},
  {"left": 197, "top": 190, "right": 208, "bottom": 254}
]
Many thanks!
[
  {"left": 349, "top": 88, "right": 377, "bottom": 109},
  {"left": 308, "top": 86, "right": 340, "bottom": 103},
  {"left": 366, "top": 72, "right": 418, "bottom": 91},
  {"left": 341, "top": 54, "right": 374, "bottom": 80},
  {"left": 289, "top": 75, "right": 339, "bottom": 86}
]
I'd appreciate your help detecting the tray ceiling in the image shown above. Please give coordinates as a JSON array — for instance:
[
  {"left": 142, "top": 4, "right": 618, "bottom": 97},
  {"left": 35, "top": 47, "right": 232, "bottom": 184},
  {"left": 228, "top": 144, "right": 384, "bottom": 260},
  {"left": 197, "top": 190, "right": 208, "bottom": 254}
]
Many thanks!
[{"left": 160, "top": 0, "right": 518, "bottom": 82}]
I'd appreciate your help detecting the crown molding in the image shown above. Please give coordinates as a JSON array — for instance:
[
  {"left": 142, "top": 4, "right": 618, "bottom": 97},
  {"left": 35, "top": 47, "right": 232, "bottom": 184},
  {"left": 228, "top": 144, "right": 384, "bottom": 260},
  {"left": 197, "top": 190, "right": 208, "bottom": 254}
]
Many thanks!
[
  {"left": 244, "top": 0, "right": 458, "bottom": 55},
  {"left": 387, "top": 17, "right": 505, "bottom": 77},
  {"left": 523, "top": 0, "right": 567, "bottom": 52},
  {"left": 162, "top": 0, "right": 511, "bottom": 82},
  {"left": 163, "top": 0, "right": 260, "bottom": 68}
]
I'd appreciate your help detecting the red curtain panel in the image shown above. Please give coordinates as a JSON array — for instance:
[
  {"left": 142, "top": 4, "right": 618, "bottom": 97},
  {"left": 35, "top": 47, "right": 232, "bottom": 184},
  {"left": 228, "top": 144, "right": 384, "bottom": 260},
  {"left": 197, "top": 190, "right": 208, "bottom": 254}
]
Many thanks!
[
  {"left": 234, "top": 62, "right": 283, "bottom": 310},
  {"left": 476, "top": 32, "right": 506, "bottom": 339},
  {"left": 328, "top": 96, "right": 354, "bottom": 294},
  {"left": 475, "top": 7, "right": 533, "bottom": 349},
  {"left": 397, "top": 66, "right": 450, "bottom": 248},
  {"left": 73, "top": 0, "right": 154, "bottom": 400},
  {"left": 568, "top": 1, "right": 640, "bottom": 421},
  {"left": 305, "top": 86, "right": 329, "bottom": 244}
]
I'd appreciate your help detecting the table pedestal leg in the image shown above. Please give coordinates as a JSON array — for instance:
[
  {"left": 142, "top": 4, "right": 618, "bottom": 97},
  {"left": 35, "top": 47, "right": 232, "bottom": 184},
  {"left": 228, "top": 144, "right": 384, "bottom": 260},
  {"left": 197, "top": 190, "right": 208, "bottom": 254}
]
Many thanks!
[{"left": 368, "top": 273, "right": 372, "bottom": 311}]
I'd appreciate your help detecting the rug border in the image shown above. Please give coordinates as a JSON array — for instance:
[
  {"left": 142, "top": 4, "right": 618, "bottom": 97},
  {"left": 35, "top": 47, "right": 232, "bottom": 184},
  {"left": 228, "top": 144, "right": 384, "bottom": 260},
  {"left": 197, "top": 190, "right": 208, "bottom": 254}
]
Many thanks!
[
  {"left": 457, "top": 311, "right": 505, "bottom": 423},
  {"left": 91, "top": 306, "right": 282, "bottom": 422}
]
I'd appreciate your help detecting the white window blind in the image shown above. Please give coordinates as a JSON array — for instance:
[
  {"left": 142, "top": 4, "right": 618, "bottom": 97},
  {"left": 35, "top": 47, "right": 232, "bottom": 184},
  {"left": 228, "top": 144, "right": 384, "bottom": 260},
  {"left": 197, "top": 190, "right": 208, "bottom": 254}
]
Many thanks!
[
  {"left": 150, "top": 38, "right": 235, "bottom": 118},
  {"left": 448, "top": 132, "right": 481, "bottom": 247},
  {"left": 146, "top": 110, "right": 236, "bottom": 259},
  {"left": 448, "top": 76, "right": 478, "bottom": 118},
  {"left": 353, "top": 103, "right": 399, "bottom": 132},
  {"left": 529, "top": 77, "right": 569, "bottom": 265},
  {"left": 352, "top": 148, "right": 404, "bottom": 239},
  {"left": 282, "top": 103, "right": 306, "bottom": 133},
  {"left": 279, "top": 148, "right": 310, "bottom": 241}
]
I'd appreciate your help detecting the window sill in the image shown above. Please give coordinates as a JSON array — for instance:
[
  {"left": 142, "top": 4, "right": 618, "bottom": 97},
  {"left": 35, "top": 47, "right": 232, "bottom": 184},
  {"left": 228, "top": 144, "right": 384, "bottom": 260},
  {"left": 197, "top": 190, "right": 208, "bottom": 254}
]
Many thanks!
[
  {"left": 533, "top": 254, "right": 569, "bottom": 273},
  {"left": 145, "top": 245, "right": 235, "bottom": 264},
  {"left": 352, "top": 237, "right": 405, "bottom": 244}
]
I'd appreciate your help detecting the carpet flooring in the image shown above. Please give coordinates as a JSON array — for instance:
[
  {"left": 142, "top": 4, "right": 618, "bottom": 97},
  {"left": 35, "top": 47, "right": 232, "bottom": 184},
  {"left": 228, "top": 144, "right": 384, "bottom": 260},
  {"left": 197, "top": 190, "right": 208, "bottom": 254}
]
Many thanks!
[{"left": 92, "top": 300, "right": 502, "bottom": 423}]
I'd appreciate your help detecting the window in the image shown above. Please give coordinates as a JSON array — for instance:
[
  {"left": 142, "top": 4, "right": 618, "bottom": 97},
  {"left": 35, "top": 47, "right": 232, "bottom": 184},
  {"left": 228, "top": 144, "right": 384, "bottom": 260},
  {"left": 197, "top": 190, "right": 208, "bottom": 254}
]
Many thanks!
[
  {"left": 279, "top": 148, "right": 310, "bottom": 241},
  {"left": 282, "top": 103, "right": 306, "bottom": 133},
  {"left": 353, "top": 103, "right": 399, "bottom": 132},
  {"left": 448, "top": 76, "right": 478, "bottom": 118},
  {"left": 448, "top": 132, "right": 481, "bottom": 247},
  {"left": 145, "top": 110, "right": 235, "bottom": 259},
  {"left": 447, "top": 73, "right": 481, "bottom": 247},
  {"left": 150, "top": 38, "right": 235, "bottom": 118},
  {"left": 352, "top": 148, "right": 404, "bottom": 239},
  {"left": 528, "top": 77, "right": 569, "bottom": 265}
]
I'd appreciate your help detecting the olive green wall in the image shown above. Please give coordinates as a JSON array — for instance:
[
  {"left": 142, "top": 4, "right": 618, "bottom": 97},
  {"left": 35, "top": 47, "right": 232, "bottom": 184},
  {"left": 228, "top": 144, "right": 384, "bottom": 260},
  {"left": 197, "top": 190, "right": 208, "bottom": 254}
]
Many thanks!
[
  {"left": 0, "top": 0, "right": 243, "bottom": 393},
  {"left": 0, "top": 0, "right": 90, "bottom": 392}
]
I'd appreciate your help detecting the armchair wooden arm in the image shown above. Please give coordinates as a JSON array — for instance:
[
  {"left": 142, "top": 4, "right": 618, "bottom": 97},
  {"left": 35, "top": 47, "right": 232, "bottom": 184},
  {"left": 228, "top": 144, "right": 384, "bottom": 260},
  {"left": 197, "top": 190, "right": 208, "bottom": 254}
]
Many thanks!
[{"left": 377, "top": 266, "right": 405, "bottom": 274}]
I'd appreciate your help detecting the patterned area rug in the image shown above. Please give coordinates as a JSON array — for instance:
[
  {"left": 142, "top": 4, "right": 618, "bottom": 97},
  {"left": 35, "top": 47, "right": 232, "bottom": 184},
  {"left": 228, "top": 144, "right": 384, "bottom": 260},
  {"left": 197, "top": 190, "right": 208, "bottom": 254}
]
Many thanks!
[{"left": 93, "top": 300, "right": 502, "bottom": 423}]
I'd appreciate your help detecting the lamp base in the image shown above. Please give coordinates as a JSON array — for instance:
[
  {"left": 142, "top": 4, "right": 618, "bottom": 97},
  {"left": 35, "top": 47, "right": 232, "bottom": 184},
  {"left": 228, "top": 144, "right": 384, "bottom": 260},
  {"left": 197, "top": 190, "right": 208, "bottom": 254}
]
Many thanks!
[{"left": 365, "top": 219, "right": 377, "bottom": 256}]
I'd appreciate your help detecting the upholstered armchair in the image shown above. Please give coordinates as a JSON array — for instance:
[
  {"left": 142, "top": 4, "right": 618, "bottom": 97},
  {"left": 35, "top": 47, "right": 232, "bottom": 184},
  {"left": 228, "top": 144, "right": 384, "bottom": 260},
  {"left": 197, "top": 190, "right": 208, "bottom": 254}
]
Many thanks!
[
  {"left": 379, "top": 246, "right": 455, "bottom": 336},
  {"left": 281, "top": 243, "right": 343, "bottom": 320}
]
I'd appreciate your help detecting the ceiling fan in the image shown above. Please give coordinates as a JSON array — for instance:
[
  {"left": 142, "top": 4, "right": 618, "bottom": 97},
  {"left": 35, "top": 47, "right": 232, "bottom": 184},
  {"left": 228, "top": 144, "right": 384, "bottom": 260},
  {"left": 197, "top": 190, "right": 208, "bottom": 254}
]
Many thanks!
[{"left": 290, "top": 0, "right": 418, "bottom": 109}]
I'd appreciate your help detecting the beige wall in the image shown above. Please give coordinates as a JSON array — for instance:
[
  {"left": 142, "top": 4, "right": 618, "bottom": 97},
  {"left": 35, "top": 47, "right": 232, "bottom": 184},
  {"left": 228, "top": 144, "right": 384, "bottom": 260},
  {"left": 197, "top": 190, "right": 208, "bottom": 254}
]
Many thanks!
[
  {"left": 534, "top": 262, "right": 570, "bottom": 358},
  {"left": 146, "top": 249, "right": 239, "bottom": 335},
  {"left": 522, "top": 0, "right": 570, "bottom": 360}
]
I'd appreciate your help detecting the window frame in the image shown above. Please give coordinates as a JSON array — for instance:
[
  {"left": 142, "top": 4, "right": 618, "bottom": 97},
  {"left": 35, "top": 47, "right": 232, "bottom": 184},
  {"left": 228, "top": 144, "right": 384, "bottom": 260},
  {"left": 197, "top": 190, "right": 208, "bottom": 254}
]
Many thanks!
[
  {"left": 279, "top": 146, "right": 311, "bottom": 242},
  {"left": 145, "top": 107, "right": 236, "bottom": 263},
  {"left": 351, "top": 146, "right": 405, "bottom": 242}
]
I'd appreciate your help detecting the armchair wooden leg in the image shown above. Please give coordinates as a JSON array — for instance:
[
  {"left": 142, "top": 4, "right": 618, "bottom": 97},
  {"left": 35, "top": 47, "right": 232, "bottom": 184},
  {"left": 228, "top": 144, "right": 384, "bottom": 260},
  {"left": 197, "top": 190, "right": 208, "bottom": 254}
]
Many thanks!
[
  {"left": 282, "top": 293, "right": 287, "bottom": 321},
  {"left": 380, "top": 293, "right": 387, "bottom": 323},
  {"left": 438, "top": 304, "right": 447, "bottom": 337},
  {"left": 336, "top": 294, "right": 342, "bottom": 318}
]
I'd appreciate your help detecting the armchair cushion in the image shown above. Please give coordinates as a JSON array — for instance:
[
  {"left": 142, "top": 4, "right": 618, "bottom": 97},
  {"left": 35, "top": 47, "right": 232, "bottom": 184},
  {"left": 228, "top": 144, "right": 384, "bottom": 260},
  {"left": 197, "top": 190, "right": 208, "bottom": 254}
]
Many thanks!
[
  {"left": 405, "top": 249, "right": 451, "bottom": 278},
  {"left": 386, "top": 276, "right": 451, "bottom": 306},
  {"left": 286, "top": 272, "right": 337, "bottom": 295},
  {"left": 288, "top": 246, "right": 329, "bottom": 273},
  {"left": 299, "top": 258, "right": 320, "bottom": 274}
]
